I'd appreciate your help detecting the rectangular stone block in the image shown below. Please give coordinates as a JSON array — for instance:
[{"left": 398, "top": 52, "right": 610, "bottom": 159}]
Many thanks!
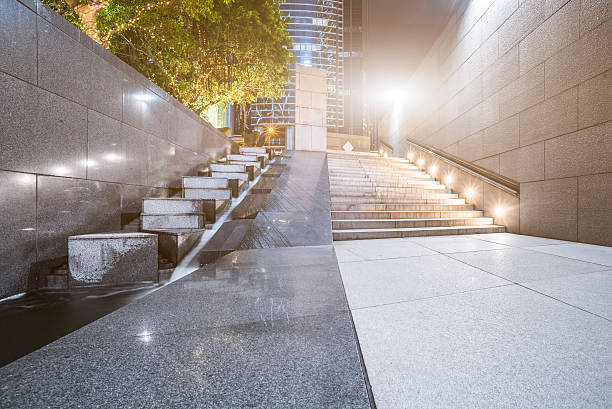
[
  {"left": 578, "top": 69, "right": 612, "bottom": 129},
  {"left": 184, "top": 188, "right": 232, "bottom": 200},
  {"left": 483, "top": 46, "right": 519, "bottom": 98},
  {"left": 141, "top": 214, "right": 206, "bottom": 230},
  {"left": 209, "top": 163, "right": 247, "bottom": 173},
  {"left": 499, "top": 142, "right": 544, "bottom": 182},
  {"left": 0, "top": 72, "right": 87, "bottom": 177},
  {"left": 481, "top": 114, "right": 519, "bottom": 158},
  {"left": 68, "top": 233, "right": 158, "bottom": 286},
  {"left": 0, "top": 0, "right": 37, "bottom": 84},
  {"left": 227, "top": 154, "right": 257, "bottom": 162},
  {"left": 143, "top": 228, "right": 205, "bottom": 265},
  {"left": 579, "top": 0, "right": 611, "bottom": 36},
  {"left": 520, "top": 177, "right": 578, "bottom": 241},
  {"left": 122, "top": 80, "right": 168, "bottom": 138},
  {"left": 578, "top": 172, "right": 612, "bottom": 246},
  {"left": 480, "top": 0, "right": 519, "bottom": 41},
  {"left": 473, "top": 155, "right": 500, "bottom": 173},
  {"left": 143, "top": 198, "right": 204, "bottom": 214},
  {"left": 230, "top": 160, "right": 261, "bottom": 169},
  {"left": 147, "top": 136, "right": 179, "bottom": 188},
  {"left": 182, "top": 177, "right": 229, "bottom": 189},
  {"left": 519, "top": 0, "right": 579, "bottom": 75},
  {"left": 544, "top": 18, "right": 612, "bottom": 97},
  {"left": 544, "top": 121, "right": 612, "bottom": 178},
  {"left": 240, "top": 147, "right": 267, "bottom": 154},
  {"left": 211, "top": 171, "right": 250, "bottom": 182},
  {"left": 519, "top": 86, "right": 578, "bottom": 146},
  {"left": 498, "top": 64, "right": 545, "bottom": 119}
]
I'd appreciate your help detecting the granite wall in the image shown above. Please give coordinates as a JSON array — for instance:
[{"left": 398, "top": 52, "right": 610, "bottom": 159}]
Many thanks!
[
  {"left": 0, "top": 0, "right": 234, "bottom": 298},
  {"left": 379, "top": 0, "right": 611, "bottom": 245}
]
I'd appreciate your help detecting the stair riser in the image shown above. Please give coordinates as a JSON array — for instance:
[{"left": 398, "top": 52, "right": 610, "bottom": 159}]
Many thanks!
[
  {"left": 182, "top": 177, "right": 229, "bottom": 189},
  {"left": 141, "top": 215, "right": 206, "bottom": 230},
  {"left": 330, "top": 197, "right": 466, "bottom": 205},
  {"left": 333, "top": 226, "right": 505, "bottom": 240},
  {"left": 333, "top": 218, "right": 494, "bottom": 229},
  {"left": 210, "top": 164, "right": 246, "bottom": 173},
  {"left": 331, "top": 211, "right": 484, "bottom": 219},
  {"left": 330, "top": 186, "right": 450, "bottom": 194},
  {"left": 211, "top": 171, "right": 249, "bottom": 182},
  {"left": 331, "top": 203, "right": 475, "bottom": 211},
  {"left": 184, "top": 189, "right": 232, "bottom": 200},
  {"left": 331, "top": 193, "right": 458, "bottom": 199}
]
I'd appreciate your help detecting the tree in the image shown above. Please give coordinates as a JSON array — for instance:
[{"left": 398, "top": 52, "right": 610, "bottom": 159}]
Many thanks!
[{"left": 43, "top": 0, "right": 293, "bottom": 116}]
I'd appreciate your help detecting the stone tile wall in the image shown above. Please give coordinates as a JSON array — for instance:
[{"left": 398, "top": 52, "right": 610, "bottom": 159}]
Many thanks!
[
  {"left": 379, "top": 0, "right": 611, "bottom": 245},
  {"left": 0, "top": 0, "right": 234, "bottom": 298}
]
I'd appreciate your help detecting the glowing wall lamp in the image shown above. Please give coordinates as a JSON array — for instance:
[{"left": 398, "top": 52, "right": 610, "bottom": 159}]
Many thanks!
[
  {"left": 429, "top": 165, "right": 437, "bottom": 175},
  {"left": 417, "top": 158, "right": 424, "bottom": 167},
  {"left": 407, "top": 152, "right": 414, "bottom": 161},
  {"left": 444, "top": 175, "right": 453, "bottom": 185},
  {"left": 466, "top": 188, "right": 474, "bottom": 199},
  {"left": 495, "top": 206, "right": 505, "bottom": 217}
]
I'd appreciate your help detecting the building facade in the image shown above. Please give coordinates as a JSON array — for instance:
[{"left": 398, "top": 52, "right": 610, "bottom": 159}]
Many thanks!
[{"left": 248, "top": 0, "right": 344, "bottom": 131}]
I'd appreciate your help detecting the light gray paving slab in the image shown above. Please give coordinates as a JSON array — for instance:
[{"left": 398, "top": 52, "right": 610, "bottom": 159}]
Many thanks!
[
  {"left": 463, "top": 232, "right": 569, "bottom": 247},
  {"left": 334, "top": 238, "right": 437, "bottom": 261},
  {"left": 405, "top": 235, "right": 511, "bottom": 253},
  {"left": 338, "top": 254, "right": 508, "bottom": 309},
  {"left": 333, "top": 245, "right": 365, "bottom": 262},
  {"left": 352, "top": 285, "right": 612, "bottom": 409},
  {"left": 526, "top": 243, "right": 612, "bottom": 267},
  {"left": 450, "top": 247, "right": 609, "bottom": 283},
  {"left": 522, "top": 270, "right": 612, "bottom": 320}
]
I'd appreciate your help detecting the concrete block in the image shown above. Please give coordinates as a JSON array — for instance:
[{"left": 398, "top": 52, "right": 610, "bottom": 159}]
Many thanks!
[
  {"left": 498, "top": 63, "right": 545, "bottom": 119},
  {"left": 141, "top": 214, "right": 206, "bottom": 230},
  {"left": 578, "top": 172, "right": 612, "bottom": 246},
  {"left": 580, "top": 0, "right": 611, "bottom": 36},
  {"left": 227, "top": 154, "right": 257, "bottom": 162},
  {"left": 473, "top": 155, "right": 500, "bottom": 173},
  {"left": 578, "top": 69, "right": 612, "bottom": 129},
  {"left": 483, "top": 46, "right": 519, "bottom": 98},
  {"left": 519, "top": 87, "right": 578, "bottom": 146},
  {"left": 209, "top": 163, "right": 247, "bottom": 173},
  {"left": 142, "top": 228, "right": 205, "bottom": 265},
  {"left": 230, "top": 160, "right": 261, "bottom": 169},
  {"left": 520, "top": 178, "right": 578, "bottom": 240},
  {"left": 519, "top": 0, "right": 579, "bottom": 75},
  {"left": 143, "top": 198, "right": 203, "bottom": 214},
  {"left": 184, "top": 188, "right": 232, "bottom": 200},
  {"left": 544, "top": 121, "right": 612, "bottom": 179},
  {"left": 480, "top": 0, "right": 519, "bottom": 41},
  {"left": 499, "top": 142, "right": 544, "bottom": 182},
  {"left": 182, "top": 177, "right": 229, "bottom": 189},
  {"left": 0, "top": 0, "right": 37, "bottom": 84},
  {"left": 210, "top": 171, "right": 249, "bottom": 182},
  {"left": 481, "top": 114, "right": 519, "bottom": 158},
  {"left": 544, "top": 18, "right": 612, "bottom": 97},
  {"left": 68, "top": 233, "right": 158, "bottom": 286}
]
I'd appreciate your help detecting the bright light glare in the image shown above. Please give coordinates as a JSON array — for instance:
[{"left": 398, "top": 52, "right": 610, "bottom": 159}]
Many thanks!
[
  {"left": 407, "top": 152, "right": 414, "bottom": 160},
  {"left": 104, "top": 153, "right": 121, "bottom": 162},
  {"left": 495, "top": 206, "right": 505, "bottom": 217},
  {"left": 444, "top": 175, "right": 453, "bottom": 185},
  {"left": 466, "top": 188, "right": 474, "bottom": 198},
  {"left": 383, "top": 152, "right": 388, "bottom": 158},
  {"left": 417, "top": 158, "right": 424, "bottom": 167},
  {"left": 429, "top": 166, "right": 437, "bottom": 175}
]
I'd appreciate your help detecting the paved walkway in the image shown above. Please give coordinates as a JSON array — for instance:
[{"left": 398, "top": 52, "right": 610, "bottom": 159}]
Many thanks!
[{"left": 335, "top": 233, "right": 612, "bottom": 408}]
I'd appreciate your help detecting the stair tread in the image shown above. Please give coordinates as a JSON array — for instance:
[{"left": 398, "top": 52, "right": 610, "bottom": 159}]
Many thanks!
[
  {"left": 333, "top": 217, "right": 492, "bottom": 222},
  {"left": 333, "top": 225, "right": 504, "bottom": 233}
]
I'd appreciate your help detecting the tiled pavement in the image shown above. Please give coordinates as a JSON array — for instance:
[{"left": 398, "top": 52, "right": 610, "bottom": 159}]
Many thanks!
[{"left": 335, "top": 233, "right": 612, "bottom": 409}]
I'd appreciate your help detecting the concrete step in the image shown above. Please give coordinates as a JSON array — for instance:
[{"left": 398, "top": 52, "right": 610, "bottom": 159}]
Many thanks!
[
  {"left": 331, "top": 203, "right": 475, "bottom": 211},
  {"left": 240, "top": 146, "right": 267, "bottom": 154},
  {"left": 330, "top": 197, "right": 466, "bottom": 205},
  {"left": 182, "top": 177, "right": 229, "bottom": 189},
  {"left": 329, "top": 185, "right": 450, "bottom": 194},
  {"left": 332, "top": 225, "right": 505, "bottom": 240},
  {"left": 184, "top": 188, "right": 232, "bottom": 200},
  {"left": 228, "top": 154, "right": 258, "bottom": 162},
  {"left": 211, "top": 171, "right": 249, "bottom": 182},
  {"left": 230, "top": 160, "right": 261, "bottom": 169},
  {"left": 330, "top": 192, "right": 459, "bottom": 199},
  {"left": 331, "top": 210, "right": 484, "bottom": 219},
  {"left": 141, "top": 214, "right": 206, "bottom": 229},
  {"left": 210, "top": 163, "right": 246, "bottom": 173},
  {"left": 143, "top": 198, "right": 203, "bottom": 214},
  {"left": 332, "top": 217, "right": 494, "bottom": 230}
]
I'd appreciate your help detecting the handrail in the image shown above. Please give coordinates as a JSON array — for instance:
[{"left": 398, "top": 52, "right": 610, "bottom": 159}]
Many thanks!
[{"left": 403, "top": 138, "right": 520, "bottom": 197}]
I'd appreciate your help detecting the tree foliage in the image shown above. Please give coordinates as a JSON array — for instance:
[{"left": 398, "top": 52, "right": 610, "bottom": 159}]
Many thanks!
[{"left": 43, "top": 0, "right": 293, "bottom": 115}]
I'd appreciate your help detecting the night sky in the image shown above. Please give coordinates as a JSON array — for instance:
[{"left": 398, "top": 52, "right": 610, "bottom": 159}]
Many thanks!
[{"left": 365, "top": 0, "right": 457, "bottom": 91}]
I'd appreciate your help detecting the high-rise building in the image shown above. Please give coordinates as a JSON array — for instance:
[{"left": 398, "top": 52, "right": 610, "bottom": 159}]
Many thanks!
[
  {"left": 341, "top": 0, "right": 367, "bottom": 136},
  {"left": 248, "top": 0, "right": 344, "bottom": 131}
]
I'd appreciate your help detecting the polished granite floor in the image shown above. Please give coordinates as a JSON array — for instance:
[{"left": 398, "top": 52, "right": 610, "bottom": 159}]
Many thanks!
[{"left": 335, "top": 233, "right": 612, "bottom": 409}]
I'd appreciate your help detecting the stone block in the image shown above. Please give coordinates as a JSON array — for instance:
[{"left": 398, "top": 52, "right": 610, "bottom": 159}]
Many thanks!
[
  {"left": 578, "top": 172, "right": 612, "bottom": 246},
  {"left": 481, "top": 114, "right": 519, "bottom": 158},
  {"left": 68, "top": 233, "right": 158, "bottom": 286},
  {"left": 519, "top": 86, "right": 578, "bottom": 146},
  {"left": 143, "top": 229, "right": 205, "bottom": 265},
  {"left": 579, "top": 0, "right": 611, "bottom": 36},
  {"left": 519, "top": 0, "right": 579, "bottom": 75},
  {"left": 142, "top": 198, "right": 204, "bottom": 214},
  {"left": 0, "top": 0, "right": 36, "bottom": 84},
  {"left": 210, "top": 171, "right": 249, "bottom": 182},
  {"left": 498, "top": 64, "right": 545, "bottom": 119},
  {"left": 227, "top": 154, "right": 257, "bottom": 162},
  {"left": 473, "top": 155, "right": 500, "bottom": 173},
  {"left": 141, "top": 214, "right": 206, "bottom": 230},
  {"left": 520, "top": 177, "right": 578, "bottom": 240},
  {"left": 578, "top": 69, "right": 612, "bottom": 129},
  {"left": 184, "top": 188, "right": 232, "bottom": 200},
  {"left": 209, "top": 163, "right": 246, "bottom": 173},
  {"left": 122, "top": 80, "right": 168, "bottom": 138},
  {"left": 182, "top": 177, "right": 229, "bottom": 189},
  {"left": 544, "top": 121, "right": 612, "bottom": 178},
  {"left": 544, "top": 18, "right": 612, "bottom": 97},
  {"left": 480, "top": 0, "right": 519, "bottom": 41},
  {"left": 0, "top": 72, "right": 87, "bottom": 177},
  {"left": 483, "top": 46, "right": 519, "bottom": 98},
  {"left": 499, "top": 142, "right": 544, "bottom": 182}
]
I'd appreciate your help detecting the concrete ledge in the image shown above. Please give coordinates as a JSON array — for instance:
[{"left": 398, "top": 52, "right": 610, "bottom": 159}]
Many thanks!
[
  {"left": 142, "top": 228, "right": 205, "bottom": 266},
  {"left": 68, "top": 233, "right": 158, "bottom": 286}
]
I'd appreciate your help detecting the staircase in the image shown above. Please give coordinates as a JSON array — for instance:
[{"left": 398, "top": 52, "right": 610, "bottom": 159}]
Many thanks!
[{"left": 328, "top": 151, "right": 505, "bottom": 240}]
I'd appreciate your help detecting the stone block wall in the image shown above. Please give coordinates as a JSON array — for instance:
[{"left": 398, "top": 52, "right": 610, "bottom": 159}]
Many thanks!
[
  {"left": 295, "top": 65, "right": 328, "bottom": 151},
  {"left": 0, "top": 0, "right": 233, "bottom": 298},
  {"left": 379, "top": 0, "right": 611, "bottom": 245}
]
